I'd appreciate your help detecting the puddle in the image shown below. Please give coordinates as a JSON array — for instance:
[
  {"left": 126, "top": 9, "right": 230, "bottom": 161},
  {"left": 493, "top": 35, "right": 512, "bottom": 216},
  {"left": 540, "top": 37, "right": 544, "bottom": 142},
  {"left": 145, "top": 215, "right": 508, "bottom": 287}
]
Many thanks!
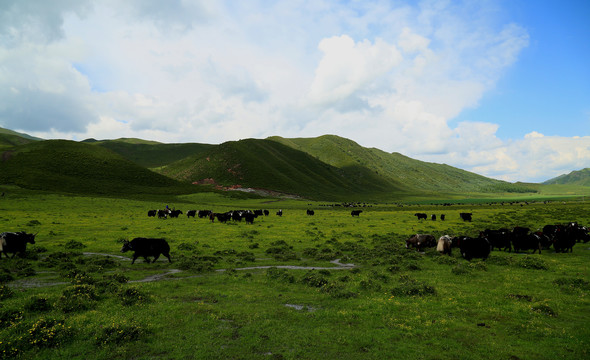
[
  {"left": 7, "top": 254, "right": 356, "bottom": 288},
  {"left": 130, "top": 269, "right": 183, "bottom": 283},
  {"left": 216, "top": 259, "right": 356, "bottom": 272},
  {"left": 284, "top": 303, "right": 317, "bottom": 312}
]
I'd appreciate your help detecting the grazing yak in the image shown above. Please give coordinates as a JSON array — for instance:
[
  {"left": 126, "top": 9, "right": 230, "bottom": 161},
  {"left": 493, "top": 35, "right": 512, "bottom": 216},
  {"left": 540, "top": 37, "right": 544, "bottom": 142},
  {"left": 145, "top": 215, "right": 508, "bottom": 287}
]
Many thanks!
[
  {"left": 406, "top": 234, "right": 436, "bottom": 252},
  {"left": 244, "top": 212, "right": 256, "bottom": 224},
  {"left": 459, "top": 213, "right": 473, "bottom": 222},
  {"left": 187, "top": 210, "right": 197, "bottom": 218},
  {"left": 307, "top": 209, "right": 315, "bottom": 216},
  {"left": 0, "top": 232, "right": 37, "bottom": 259},
  {"left": 510, "top": 227, "right": 542, "bottom": 254},
  {"left": 414, "top": 213, "right": 427, "bottom": 220},
  {"left": 544, "top": 224, "right": 576, "bottom": 253},
  {"left": 276, "top": 209, "right": 283, "bottom": 216},
  {"left": 440, "top": 214, "right": 445, "bottom": 221},
  {"left": 480, "top": 229, "right": 512, "bottom": 252},
  {"left": 431, "top": 214, "right": 436, "bottom": 221},
  {"left": 351, "top": 210, "right": 362, "bottom": 217},
  {"left": 147, "top": 210, "right": 157, "bottom": 217},
  {"left": 198, "top": 210, "right": 212, "bottom": 218},
  {"left": 437, "top": 235, "right": 452, "bottom": 255},
  {"left": 455, "top": 236, "right": 490, "bottom": 261},
  {"left": 169, "top": 209, "right": 183, "bottom": 218},
  {"left": 121, "top": 237, "right": 171, "bottom": 264}
]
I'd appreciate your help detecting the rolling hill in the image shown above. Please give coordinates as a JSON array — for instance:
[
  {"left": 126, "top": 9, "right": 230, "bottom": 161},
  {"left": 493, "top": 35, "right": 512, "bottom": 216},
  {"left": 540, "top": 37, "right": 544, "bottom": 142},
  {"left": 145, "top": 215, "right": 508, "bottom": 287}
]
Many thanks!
[
  {"left": 0, "top": 140, "right": 195, "bottom": 195},
  {"left": 86, "top": 138, "right": 215, "bottom": 168},
  {"left": 0, "top": 128, "right": 41, "bottom": 149},
  {"left": 0, "top": 126, "right": 540, "bottom": 200},
  {"left": 268, "top": 135, "right": 534, "bottom": 194},
  {"left": 157, "top": 138, "right": 410, "bottom": 200},
  {"left": 543, "top": 168, "right": 590, "bottom": 186}
]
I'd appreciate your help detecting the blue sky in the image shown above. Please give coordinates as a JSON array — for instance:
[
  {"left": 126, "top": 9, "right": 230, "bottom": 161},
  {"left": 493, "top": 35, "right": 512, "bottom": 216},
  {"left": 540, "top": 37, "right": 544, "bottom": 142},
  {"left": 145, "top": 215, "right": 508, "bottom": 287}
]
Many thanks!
[
  {"left": 0, "top": 0, "right": 588, "bottom": 183},
  {"left": 454, "top": 0, "right": 589, "bottom": 139}
]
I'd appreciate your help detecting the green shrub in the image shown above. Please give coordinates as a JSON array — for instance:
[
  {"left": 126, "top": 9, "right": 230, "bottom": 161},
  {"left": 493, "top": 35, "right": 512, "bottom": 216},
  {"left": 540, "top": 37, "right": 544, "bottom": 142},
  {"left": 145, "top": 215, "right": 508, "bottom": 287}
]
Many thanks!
[
  {"left": 266, "top": 267, "right": 295, "bottom": 283},
  {"left": 390, "top": 275, "right": 436, "bottom": 297},
  {"left": 0, "top": 308, "right": 23, "bottom": 329},
  {"left": 24, "top": 295, "right": 53, "bottom": 312},
  {"left": 452, "top": 261, "right": 487, "bottom": 275},
  {"left": 64, "top": 240, "right": 86, "bottom": 249},
  {"left": 175, "top": 254, "right": 216, "bottom": 272},
  {"left": 321, "top": 282, "right": 358, "bottom": 299},
  {"left": 300, "top": 271, "right": 329, "bottom": 288},
  {"left": 94, "top": 320, "right": 148, "bottom": 347},
  {"left": 553, "top": 277, "right": 590, "bottom": 292},
  {"left": 236, "top": 251, "right": 255, "bottom": 262},
  {"left": 96, "top": 272, "right": 129, "bottom": 293},
  {"left": 118, "top": 286, "right": 149, "bottom": 306},
  {"left": 56, "top": 285, "right": 98, "bottom": 313},
  {"left": 0, "top": 269, "right": 14, "bottom": 283},
  {"left": 26, "top": 318, "right": 73, "bottom": 348},
  {"left": 531, "top": 303, "right": 557, "bottom": 316},
  {"left": 506, "top": 294, "right": 533, "bottom": 302},
  {"left": 516, "top": 256, "right": 548, "bottom": 270},
  {"left": 0, "top": 284, "right": 14, "bottom": 299},
  {"left": 177, "top": 242, "right": 198, "bottom": 252},
  {"left": 86, "top": 256, "right": 118, "bottom": 269},
  {"left": 433, "top": 255, "right": 458, "bottom": 265}
]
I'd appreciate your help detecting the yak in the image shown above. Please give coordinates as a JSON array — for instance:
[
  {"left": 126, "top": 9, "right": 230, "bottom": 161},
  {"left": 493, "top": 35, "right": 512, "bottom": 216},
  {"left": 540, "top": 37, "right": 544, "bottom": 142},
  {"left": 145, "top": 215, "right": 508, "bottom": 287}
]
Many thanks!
[
  {"left": 406, "top": 234, "right": 436, "bottom": 252},
  {"left": 455, "top": 236, "right": 490, "bottom": 261},
  {"left": 0, "top": 231, "right": 37, "bottom": 259},
  {"left": 121, "top": 237, "right": 171, "bottom": 264}
]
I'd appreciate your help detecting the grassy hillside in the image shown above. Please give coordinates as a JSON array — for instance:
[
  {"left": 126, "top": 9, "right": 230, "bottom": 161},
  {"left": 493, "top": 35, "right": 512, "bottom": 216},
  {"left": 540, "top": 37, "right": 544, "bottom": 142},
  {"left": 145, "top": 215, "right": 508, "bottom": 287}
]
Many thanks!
[
  {"left": 0, "top": 127, "right": 41, "bottom": 150},
  {"left": 0, "top": 140, "right": 196, "bottom": 195},
  {"left": 157, "top": 138, "right": 408, "bottom": 200},
  {"left": 269, "top": 135, "right": 535, "bottom": 194},
  {"left": 89, "top": 138, "right": 215, "bottom": 168},
  {"left": 543, "top": 168, "right": 590, "bottom": 186}
]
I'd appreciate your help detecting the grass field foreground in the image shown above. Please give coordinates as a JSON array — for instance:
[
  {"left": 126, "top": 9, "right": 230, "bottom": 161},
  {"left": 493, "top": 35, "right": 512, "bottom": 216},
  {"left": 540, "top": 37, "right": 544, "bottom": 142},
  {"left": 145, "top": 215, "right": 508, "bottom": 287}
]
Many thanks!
[{"left": 0, "top": 190, "right": 589, "bottom": 359}]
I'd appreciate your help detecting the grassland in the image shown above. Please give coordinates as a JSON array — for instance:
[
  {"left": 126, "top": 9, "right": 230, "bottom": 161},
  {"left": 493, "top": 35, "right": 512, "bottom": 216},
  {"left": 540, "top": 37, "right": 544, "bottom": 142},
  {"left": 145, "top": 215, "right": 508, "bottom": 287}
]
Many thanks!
[{"left": 0, "top": 187, "right": 589, "bottom": 359}]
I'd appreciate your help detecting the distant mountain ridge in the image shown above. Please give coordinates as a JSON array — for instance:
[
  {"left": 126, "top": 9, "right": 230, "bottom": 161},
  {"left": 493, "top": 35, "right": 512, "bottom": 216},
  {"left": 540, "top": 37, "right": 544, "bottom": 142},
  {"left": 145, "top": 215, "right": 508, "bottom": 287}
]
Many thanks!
[
  {"left": 0, "top": 126, "right": 542, "bottom": 200},
  {"left": 543, "top": 168, "right": 590, "bottom": 186}
]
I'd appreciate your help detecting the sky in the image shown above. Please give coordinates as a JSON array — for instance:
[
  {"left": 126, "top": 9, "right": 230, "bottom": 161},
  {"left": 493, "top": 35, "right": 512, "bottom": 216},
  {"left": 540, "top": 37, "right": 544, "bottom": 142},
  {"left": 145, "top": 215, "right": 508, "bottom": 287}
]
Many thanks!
[{"left": 0, "top": 0, "right": 588, "bottom": 183}]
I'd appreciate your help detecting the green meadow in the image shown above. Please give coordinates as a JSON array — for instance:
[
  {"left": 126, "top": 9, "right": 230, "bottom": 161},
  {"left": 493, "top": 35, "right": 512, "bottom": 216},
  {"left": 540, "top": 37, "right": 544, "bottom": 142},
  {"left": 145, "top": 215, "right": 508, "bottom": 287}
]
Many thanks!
[{"left": 1, "top": 188, "right": 589, "bottom": 359}]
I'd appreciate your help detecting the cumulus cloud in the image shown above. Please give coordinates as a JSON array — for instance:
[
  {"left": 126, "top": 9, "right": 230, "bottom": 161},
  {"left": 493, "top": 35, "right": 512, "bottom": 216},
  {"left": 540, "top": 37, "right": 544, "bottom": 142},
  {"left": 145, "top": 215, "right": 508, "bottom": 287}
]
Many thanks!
[{"left": 0, "top": 0, "right": 585, "bottom": 183}]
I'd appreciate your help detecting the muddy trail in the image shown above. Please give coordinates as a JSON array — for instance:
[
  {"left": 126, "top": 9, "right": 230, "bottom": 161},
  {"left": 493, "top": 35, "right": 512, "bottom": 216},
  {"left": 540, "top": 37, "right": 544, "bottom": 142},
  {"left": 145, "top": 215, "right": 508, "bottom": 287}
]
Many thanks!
[{"left": 6, "top": 253, "right": 357, "bottom": 288}]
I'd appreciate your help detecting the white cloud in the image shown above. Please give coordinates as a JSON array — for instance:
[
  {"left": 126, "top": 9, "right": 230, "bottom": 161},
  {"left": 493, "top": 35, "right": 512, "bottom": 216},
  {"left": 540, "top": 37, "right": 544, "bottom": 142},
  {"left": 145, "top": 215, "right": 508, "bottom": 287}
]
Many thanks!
[{"left": 0, "top": 0, "right": 586, "bottom": 183}]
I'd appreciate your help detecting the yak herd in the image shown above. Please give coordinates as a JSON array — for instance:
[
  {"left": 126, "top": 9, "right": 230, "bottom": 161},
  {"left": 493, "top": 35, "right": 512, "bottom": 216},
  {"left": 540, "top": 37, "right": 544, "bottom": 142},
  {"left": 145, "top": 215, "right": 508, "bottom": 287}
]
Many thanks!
[
  {"left": 407, "top": 221, "right": 589, "bottom": 261},
  {"left": 1, "top": 208, "right": 587, "bottom": 264}
]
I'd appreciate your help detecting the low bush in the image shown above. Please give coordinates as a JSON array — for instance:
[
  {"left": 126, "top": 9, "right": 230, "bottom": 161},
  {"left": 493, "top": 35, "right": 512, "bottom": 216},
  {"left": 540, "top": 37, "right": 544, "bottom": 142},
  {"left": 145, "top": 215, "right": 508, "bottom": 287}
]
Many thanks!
[
  {"left": 516, "top": 256, "right": 548, "bottom": 270},
  {"left": 300, "top": 271, "right": 329, "bottom": 288},
  {"left": 64, "top": 240, "right": 86, "bottom": 249},
  {"left": 553, "top": 277, "right": 589, "bottom": 292},
  {"left": 0, "top": 284, "right": 14, "bottom": 299},
  {"left": 118, "top": 286, "right": 149, "bottom": 306},
  {"left": 531, "top": 303, "right": 557, "bottom": 316},
  {"left": 390, "top": 275, "right": 436, "bottom": 297},
  {"left": 56, "top": 285, "right": 98, "bottom": 313},
  {"left": 26, "top": 318, "right": 73, "bottom": 348},
  {"left": 266, "top": 267, "right": 295, "bottom": 283},
  {"left": 94, "top": 320, "right": 149, "bottom": 347},
  {"left": 0, "top": 308, "right": 23, "bottom": 329},
  {"left": 24, "top": 295, "right": 53, "bottom": 312},
  {"left": 177, "top": 242, "right": 198, "bottom": 252}
]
